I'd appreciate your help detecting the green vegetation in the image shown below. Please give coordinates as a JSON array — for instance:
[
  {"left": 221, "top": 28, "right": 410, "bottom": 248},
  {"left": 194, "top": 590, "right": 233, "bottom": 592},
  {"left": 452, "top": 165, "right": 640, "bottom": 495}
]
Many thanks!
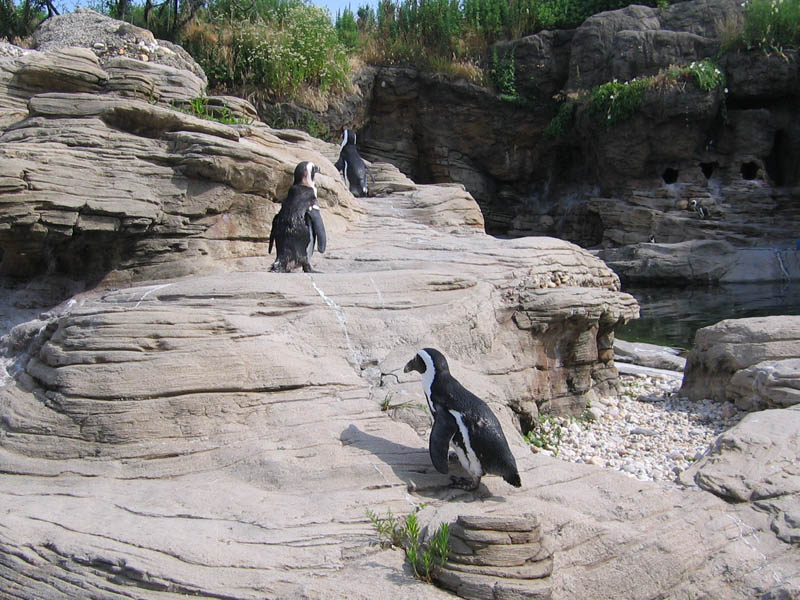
[
  {"left": 588, "top": 76, "right": 650, "bottom": 127},
  {"left": 0, "top": 0, "right": 48, "bottom": 42},
  {"left": 525, "top": 408, "right": 593, "bottom": 455},
  {"left": 546, "top": 58, "right": 727, "bottom": 135},
  {"left": 738, "top": 0, "right": 800, "bottom": 52},
  {"left": 181, "top": 1, "right": 349, "bottom": 98},
  {"left": 366, "top": 507, "right": 450, "bottom": 582},
  {"left": 2, "top": 0, "right": 794, "bottom": 136},
  {"left": 173, "top": 96, "right": 252, "bottom": 124},
  {"left": 524, "top": 414, "right": 565, "bottom": 455}
]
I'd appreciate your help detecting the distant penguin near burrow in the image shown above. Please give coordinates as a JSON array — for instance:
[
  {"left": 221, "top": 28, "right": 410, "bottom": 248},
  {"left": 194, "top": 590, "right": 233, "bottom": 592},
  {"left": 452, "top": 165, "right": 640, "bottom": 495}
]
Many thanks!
[
  {"left": 688, "top": 199, "right": 709, "bottom": 219},
  {"left": 334, "top": 128, "right": 369, "bottom": 197},
  {"left": 268, "top": 161, "right": 327, "bottom": 273},
  {"left": 404, "top": 348, "right": 522, "bottom": 491}
]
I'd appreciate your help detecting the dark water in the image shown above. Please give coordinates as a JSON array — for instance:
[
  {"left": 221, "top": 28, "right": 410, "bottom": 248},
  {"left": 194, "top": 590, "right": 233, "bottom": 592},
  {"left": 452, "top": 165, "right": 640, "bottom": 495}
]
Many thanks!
[{"left": 617, "top": 282, "right": 800, "bottom": 350}]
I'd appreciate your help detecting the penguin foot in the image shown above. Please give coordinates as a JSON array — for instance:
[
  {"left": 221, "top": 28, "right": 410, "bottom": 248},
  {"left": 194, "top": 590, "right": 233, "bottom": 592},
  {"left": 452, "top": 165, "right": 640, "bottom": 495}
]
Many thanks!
[
  {"left": 302, "top": 264, "right": 322, "bottom": 273},
  {"left": 270, "top": 262, "right": 287, "bottom": 273},
  {"left": 449, "top": 476, "right": 480, "bottom": 491}
]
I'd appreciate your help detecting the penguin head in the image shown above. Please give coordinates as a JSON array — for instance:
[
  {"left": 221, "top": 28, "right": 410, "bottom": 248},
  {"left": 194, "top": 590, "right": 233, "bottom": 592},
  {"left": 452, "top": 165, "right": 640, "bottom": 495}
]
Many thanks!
[
  {"left": 403, "top": 348, "right": 449, "bottom": 375},
  {"left": 341, "top": 128, "right": 356, "bottom": 148},
  {"left": 293, "top": 161, "right": 319, "bottom": 192}
]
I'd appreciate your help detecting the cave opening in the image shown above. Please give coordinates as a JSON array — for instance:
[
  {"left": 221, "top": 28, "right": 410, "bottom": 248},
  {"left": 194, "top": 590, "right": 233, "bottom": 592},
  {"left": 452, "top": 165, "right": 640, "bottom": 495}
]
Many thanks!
[
  {"left": 741, "top": 161, "right": 759, "bottom": 180},
  {"left": 662, "top": 167, "right": 679, "bottom": 184},
  {"left": 700, "top": 162, "right": 717, "bottom": 179}
]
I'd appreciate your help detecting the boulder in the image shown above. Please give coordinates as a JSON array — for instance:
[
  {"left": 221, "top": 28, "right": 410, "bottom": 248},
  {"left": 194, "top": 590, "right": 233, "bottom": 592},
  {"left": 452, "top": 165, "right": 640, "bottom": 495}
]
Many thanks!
[
  {"left": 681, "top": 316, "right": 800, "bottom": 405},
  {"left": 679, "top": 405, "right": 800, "bottom": 544},
  {"left": 31, "top": 8, "right": 207, "bottom": 83},
  {"left": 613, "top": 338, "right": 686, "bottom": 372},
  {"left": 727, "top": 358, "right": 800, "bottom": 411}
]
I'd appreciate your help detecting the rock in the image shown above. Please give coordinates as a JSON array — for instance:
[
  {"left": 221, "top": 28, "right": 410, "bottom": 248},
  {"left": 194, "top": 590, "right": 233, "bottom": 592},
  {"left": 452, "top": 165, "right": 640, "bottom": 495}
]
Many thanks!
[
  {"left": 679, "top": 405, "right": 800, "bottom": 544},
  {"left": 32, "top": 8, "right": 207, "bottom": 83},
  {"left": 728, "top": 359, "right": 800, "bottom": 411},
  {"left": 681, "top": 316, "right": 800, "bottom": 405},
  {"left": 599, "top": 241, "right": 800, "bottom": 285},
  {"left": 614, "top": 338, "right": 686, "bottom": 371},
  {"left": 1, "top": 15, "right": 799, "bottom": 600},
  {"left": 435, "top": 513, "right": 553, "bottom": 599}
]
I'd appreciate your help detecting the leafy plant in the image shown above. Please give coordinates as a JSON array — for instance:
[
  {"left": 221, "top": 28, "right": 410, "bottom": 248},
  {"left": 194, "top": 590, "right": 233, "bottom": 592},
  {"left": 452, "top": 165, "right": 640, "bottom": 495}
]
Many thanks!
[
  {"left": 524, "top": 414, "right": 565, "bottom": 456},
  {"left": 172, "top": 96, "right": 251, "bottom": 124},
  {"left": 490, "top": 46, "right": 517, "bottom": 97},
  {"left": 588, "top": 77, "right": 650, "bottom": 128},
  {"left": 740, "top": 0, "right": 800, "bottom": 53},
  {"left": 682, "top": 59, "right": 726, "bottom": 93},
  {"left": 545, "top": 97, "right": 577, "bottom": 138},
  {"left": 366, "top": 507, "right": 450, "bottom": 582}
]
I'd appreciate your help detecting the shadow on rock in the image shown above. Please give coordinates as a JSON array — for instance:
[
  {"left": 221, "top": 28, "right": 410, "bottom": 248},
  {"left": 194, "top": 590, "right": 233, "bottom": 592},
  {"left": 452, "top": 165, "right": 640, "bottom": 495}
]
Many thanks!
[{"left": 340, "top": 424, "right": 505, "bottom": 502}]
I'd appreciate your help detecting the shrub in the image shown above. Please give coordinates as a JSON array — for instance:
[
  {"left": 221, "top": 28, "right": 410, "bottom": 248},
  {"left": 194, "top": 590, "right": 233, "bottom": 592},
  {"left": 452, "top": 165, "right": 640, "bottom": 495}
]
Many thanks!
[
  {"left": 181, "top": 2, "right": 349, "bottom": 98},
  {"left": 588, "top": 77, "right": 650, "bottom": 127},
  {"left": 367, "top": 507, "right": 450, "bottom": 583},
  {"left": 740, "top": 0, "right": 800, "bottom": 52}
]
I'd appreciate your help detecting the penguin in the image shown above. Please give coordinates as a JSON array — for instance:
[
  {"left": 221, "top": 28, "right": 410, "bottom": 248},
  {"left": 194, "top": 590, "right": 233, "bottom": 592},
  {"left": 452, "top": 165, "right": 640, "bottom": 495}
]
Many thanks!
[
  {"left": 334, "top": 128, "right": 369, "bottom": 197},
  {"left": 403, "top": 348, "right": 522, "bottom": 491},
  {"left": 688, "top": 199, "right": 708, "bottom": 219},
  {"left": 268, "top": 161, "right": 327, "bottom": 273}
]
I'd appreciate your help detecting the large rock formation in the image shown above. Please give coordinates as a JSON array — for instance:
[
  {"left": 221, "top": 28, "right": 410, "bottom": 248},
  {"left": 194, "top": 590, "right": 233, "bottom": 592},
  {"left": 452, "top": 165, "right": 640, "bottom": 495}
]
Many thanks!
[
  {"left": 1, "top": 17, "right": 798, "bottom": 600},
  {"left": 681, "top": 316, "right": 800, "bottom": 411},
  {"left": 274, "top": 0, "right": 799, "bottom": 283}
]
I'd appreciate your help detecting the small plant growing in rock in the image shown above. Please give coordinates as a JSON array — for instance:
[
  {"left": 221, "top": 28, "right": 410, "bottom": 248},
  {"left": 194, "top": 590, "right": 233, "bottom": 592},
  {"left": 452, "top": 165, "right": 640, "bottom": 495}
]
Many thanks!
[
  {"left": 589, "top": 77, "right": 650, "bottom": 127},
  {"left": 366, "top": 507, "right": 450, "bottom": 582},
  {"left": 524, "top": 415, "right": 565, "bottom": 456}
]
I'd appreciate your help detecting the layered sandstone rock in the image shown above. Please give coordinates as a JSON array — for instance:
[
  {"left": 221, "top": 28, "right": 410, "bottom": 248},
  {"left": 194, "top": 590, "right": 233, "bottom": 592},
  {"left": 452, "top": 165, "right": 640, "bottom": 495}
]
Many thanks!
[
  {"left": 681, "top": 316, "right": 800, "bottom": 408},
  {"left": 1, "top": 23, "right": 798, "bottom": 600}
]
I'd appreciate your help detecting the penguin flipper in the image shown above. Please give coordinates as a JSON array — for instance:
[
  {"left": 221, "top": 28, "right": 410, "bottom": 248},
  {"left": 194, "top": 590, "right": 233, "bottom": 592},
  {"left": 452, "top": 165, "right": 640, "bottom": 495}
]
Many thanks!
[
  {"left": 429, "top": 414, "right": 458, "bottom": 474},
  {"left": 268, "top": 213, "right": 278, "bottom": 254},
  {"left": 309, "top": 205, "right": 327, "bottom": 253}
]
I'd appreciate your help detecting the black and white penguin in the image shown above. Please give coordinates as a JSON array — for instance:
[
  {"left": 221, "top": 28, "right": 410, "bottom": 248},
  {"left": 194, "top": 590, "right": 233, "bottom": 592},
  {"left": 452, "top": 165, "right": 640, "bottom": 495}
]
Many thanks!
[
  {"left": 334, "top": 128, "right": 369, "bottom": 197},
  {"left": 268, "top": 161, "right": 327, "bottom": 273},
  {"left": 403, "top": 348, "right": 522, "bottom": 491},
  {"left": 688, "top": 199, "right": 708, "bottom": 219}
]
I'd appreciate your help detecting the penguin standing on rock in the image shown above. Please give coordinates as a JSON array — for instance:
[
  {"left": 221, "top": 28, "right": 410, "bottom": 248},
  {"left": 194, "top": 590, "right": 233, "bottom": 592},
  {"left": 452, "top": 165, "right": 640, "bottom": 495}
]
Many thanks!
[
  {"left": 268, "top": 161, "right": 327, "bottom": 273},
  {"left": 404, "top": 348, "right": 522, "bottom": 491},
  {"left": 335, "top": 128, "right": 369, "bottom": 197}
]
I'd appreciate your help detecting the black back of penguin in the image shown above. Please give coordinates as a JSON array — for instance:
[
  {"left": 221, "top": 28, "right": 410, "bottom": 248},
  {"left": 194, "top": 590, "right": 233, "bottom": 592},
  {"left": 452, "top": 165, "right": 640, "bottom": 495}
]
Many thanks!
[
  {"left": 408, "top": 348, "right": 521, "bottom": 487},
  {"left": 268, "top": 162, "right": 326, "bottom": 272},
  {"left": 335, "top": 129, "right": 369, "bottom": 197}
]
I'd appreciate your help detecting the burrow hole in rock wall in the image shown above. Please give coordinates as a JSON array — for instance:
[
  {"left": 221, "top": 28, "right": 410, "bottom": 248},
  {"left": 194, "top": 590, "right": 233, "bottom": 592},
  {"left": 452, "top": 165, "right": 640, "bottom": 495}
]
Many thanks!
[
  {"left": 700, "top": 162, "right": 717, "bottom": 179},
  {"left": 662, "top": 168, "right": 679, "bottom": 184},
  {"left": 741, "top": 161, "right": 760, "bottom": 180}
]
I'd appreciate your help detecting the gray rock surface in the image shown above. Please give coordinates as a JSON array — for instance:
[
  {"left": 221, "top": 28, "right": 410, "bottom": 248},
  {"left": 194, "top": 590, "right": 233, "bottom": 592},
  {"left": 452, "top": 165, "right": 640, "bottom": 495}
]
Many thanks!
[
  {"left": 613, "top": 338, "right": 686, "bottom": 371},
  {"left": 598, "top": 240, "right": 800, "bottom": 284},
  {"left": 680, "top": 405, "right": 800, "bottom": 544},
  {"left": 32, "top": 8, "right": 207, "bottom": 82},
  {"left": 681, "top": 316, "right": 800, "bottom": 407}
]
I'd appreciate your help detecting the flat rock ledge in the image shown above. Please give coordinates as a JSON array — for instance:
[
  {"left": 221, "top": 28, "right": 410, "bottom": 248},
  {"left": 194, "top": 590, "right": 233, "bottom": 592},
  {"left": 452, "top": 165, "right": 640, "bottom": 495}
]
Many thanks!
[{"left": 436, "top": 514, "right": 553, "bottom": 600}]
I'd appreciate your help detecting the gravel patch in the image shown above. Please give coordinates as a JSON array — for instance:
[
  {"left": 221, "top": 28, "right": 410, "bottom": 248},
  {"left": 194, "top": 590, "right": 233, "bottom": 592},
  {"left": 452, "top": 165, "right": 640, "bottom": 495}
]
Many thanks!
[{"left": 532, "top": 372, "right": 746, "bottom": 484}]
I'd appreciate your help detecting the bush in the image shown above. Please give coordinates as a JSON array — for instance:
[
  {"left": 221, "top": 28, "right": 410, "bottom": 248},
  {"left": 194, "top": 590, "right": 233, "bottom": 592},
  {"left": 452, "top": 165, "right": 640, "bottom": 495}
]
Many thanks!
[
  {"left": 740, "top": 0, "right": 800, "bottom": 51},
  {"left": 181, "top": 2, "right": 349, "bottom": 98},
  {"left": 588, "top": 77, "right": 650, "bottom": 127}
]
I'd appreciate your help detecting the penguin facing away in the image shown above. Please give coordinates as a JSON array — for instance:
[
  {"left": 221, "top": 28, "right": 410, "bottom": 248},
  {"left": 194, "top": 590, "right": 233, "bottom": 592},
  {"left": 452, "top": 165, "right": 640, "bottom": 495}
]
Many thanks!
[
  {"left": 334, "top": 128, "right": 369, "bottom": 197},
  {"left": 403, "top": 348, "right": 522, "bottom": 491},
  {"left": 268, "top": 161, "right": 327, "bottom": 273}
]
